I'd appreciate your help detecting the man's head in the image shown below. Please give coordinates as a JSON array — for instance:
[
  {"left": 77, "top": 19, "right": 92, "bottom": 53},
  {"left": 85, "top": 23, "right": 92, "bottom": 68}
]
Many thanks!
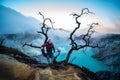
[{"left": 48, "top": 39, "right": 52, "bottom": 44}]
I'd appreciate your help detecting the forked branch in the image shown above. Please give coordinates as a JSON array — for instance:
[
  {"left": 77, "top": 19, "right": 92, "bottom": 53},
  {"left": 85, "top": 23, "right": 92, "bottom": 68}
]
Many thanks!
[
  {"left": 65, "top": 8, "right": 100, "bottom": 64},
  {"left": 22, "top": 42, "right": 41, "bottom": 48}
]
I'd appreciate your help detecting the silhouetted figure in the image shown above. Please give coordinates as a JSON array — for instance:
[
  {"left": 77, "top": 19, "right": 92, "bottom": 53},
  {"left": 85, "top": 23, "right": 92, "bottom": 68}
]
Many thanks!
[{"left": 41, "top": 39, "right": 55, "bottom": 64}]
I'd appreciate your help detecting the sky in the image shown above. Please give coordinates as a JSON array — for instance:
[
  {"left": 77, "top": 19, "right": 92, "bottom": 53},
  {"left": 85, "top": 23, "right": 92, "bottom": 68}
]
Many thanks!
[{"left": 0, "top": 0, "right": 120, "bottom": 33}]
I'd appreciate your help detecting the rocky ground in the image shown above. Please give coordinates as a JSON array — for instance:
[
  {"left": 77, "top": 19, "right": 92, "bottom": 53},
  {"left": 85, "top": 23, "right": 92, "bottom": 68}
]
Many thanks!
[
  {"left": 0, "top": 54, "right": 34, "bottom": 80},
  {"left": 0, "top": 54, "right": 98, "bottom": 80},
  {"left": 0, "top": 44, "right": 99, "bottom": 80}
]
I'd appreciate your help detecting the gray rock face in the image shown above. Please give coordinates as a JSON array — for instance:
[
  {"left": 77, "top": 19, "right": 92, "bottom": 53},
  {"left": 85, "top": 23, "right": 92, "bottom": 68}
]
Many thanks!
[
  {"left": 92, "top": 34, "right": 120, "bottom": 80},
  {"left": 93, "top": 34, "right": 120, "bottom": 73}
]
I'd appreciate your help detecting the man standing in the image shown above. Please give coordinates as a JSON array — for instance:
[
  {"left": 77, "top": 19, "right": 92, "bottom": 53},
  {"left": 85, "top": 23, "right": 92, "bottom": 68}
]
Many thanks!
[{"left": 41, "top": 39, "right": 55, "bottom": 64}]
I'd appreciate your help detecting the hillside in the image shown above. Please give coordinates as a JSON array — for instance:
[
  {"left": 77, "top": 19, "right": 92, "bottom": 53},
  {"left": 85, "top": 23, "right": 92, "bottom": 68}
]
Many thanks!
[
  {"left": 0, "top": 45, "right": 99, "bottom": 80},
  {"left": 0, "top": 5, "right": 40, "bottom": 34},
  {"left": 92, "top": 34, "right": 120, "bottom": 80}
]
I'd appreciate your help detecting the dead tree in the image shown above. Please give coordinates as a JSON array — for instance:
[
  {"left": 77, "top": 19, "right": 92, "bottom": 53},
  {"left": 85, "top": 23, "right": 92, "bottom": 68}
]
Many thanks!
[
  {"left": 65, "top": 8, "right": 101, "bottom": 64},
  {"left": 37, "top": 12, "right": 55, "bottom": 43},
  {"left": 23, "top": 12, "right": 54, "bottom": 46},
  {"left": 23, "top": 12, "right": 54, "bottom": 58},
  {"left": 23, "top": 12, "right": 64, "bottom": 63}
]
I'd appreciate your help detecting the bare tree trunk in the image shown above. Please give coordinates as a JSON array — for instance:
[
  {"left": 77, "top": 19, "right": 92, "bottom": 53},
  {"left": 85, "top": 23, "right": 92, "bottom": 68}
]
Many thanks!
[
  {"left": 65, "top": 8, "right": 100, "bottom": 64},
  {"left": 65, "top": 48, "right": 73, "bottom": 64}
]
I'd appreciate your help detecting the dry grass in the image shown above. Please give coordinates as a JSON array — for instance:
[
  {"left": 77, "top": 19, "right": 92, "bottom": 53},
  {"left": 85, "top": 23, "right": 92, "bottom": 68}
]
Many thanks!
[
  {"left": 0, "top": 54, "right": 35, "bottom": 80},
  {"left": 0, "top": 54, "right": 92, "bottom": 80}
]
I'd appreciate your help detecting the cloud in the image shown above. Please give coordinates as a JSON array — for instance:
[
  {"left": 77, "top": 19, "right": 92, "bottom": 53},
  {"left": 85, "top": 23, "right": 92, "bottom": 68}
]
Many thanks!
[{"left": 94, "top": 20, "right": 120, "bottom": 34}]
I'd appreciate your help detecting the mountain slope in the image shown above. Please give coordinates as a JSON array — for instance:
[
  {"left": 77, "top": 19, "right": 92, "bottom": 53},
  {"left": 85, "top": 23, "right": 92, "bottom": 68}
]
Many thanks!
[
  {"left": 0, "top": 53, "right": 99, "bottom": 80},
  {"left": 93, "top": 34, "right": 120, "bottom": 73},
  {"left": 0, "top": 5, "right": 40, "bottom": 34},
  {"left": 92, "top": 34, "right": 120, "bottom": 80}
]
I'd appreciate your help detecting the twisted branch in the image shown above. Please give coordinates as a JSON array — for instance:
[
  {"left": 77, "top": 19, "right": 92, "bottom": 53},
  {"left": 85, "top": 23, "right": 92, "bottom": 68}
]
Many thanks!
[
  {"left": 22, "top": 42, "right": 41, "bottom": 48},
  {"left": 65, "top": 8, "right": 100, "bottom": 64},
  {"left": 23, "top": 12, "right": 54, "bottom": 48}
]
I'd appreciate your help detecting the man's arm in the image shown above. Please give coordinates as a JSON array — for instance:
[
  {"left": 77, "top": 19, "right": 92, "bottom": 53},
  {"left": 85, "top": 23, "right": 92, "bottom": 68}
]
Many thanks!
[
  {"left": 53, "top": 47, "right": 55, "bottom": 53},
  {"left": 52, "top": 43, "right": 55, "bottom": 53},
  {"left": 41, "top": 43, "right": 48, "bottom": 47},
  {"left": 40, "top": 43, "right": 48, "bottom": 50}
]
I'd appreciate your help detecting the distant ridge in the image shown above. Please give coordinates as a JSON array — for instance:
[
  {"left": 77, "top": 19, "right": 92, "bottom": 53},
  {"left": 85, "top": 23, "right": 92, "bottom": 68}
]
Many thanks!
[{"left": 0, "top": 5, "right": 40, "bottom": 34}]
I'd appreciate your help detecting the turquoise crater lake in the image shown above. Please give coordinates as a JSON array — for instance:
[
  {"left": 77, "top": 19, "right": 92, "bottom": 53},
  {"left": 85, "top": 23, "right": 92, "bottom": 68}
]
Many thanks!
[{"left": 56, "top": 47, "right": 109, "bottom": 72}]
